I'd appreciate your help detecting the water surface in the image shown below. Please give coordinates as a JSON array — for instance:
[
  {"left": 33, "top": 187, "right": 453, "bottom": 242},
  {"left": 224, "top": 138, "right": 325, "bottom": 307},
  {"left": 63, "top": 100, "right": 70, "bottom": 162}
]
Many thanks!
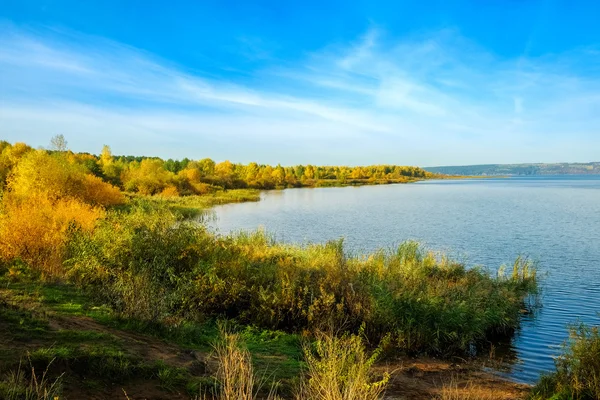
[{"left": 210, "top": 176, "right": 600, "bottom": 383}]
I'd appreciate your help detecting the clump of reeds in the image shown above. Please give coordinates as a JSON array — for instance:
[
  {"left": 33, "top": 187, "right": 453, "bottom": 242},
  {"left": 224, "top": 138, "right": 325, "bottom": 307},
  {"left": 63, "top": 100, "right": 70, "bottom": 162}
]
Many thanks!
[
  {"left": 530, "top": 323, "right": 600, "bottom": 400},
  {"left": 213, "top": 329, "right": 255, "bottom": 400},
  {"left": 297, "top": 332, "right": 389, "bottom": 400},
  {"left": 211, "top": 324, "right": 280, "bottom": 400}
]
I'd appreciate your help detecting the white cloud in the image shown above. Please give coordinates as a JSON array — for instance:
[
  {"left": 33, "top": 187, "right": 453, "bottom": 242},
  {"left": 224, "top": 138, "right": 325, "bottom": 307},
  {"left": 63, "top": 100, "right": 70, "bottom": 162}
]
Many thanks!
[{"left": 1, "top": 23, "right": 600, "bottom": 165}]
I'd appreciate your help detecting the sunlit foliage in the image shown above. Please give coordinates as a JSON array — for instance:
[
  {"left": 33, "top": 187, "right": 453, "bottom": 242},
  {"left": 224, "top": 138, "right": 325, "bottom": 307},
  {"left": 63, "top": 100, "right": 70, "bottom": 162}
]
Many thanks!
[
  {"left": 0, "top": 194, "right": 103, "bottom": 277},
  {"left": 0, "top": 146, "right": 124, "bottom": 277},
  {"left": 115, "top": 157, "right": 433, "bottom": 194},
  {"left": 1, "top": 139, "right": 435, "bottom": 201},
  {"left": 0, "top": 141, "right": 33, "bottom": 187},
  {"left": 7, "top": 150, "right": 124, "bottom": 206}
]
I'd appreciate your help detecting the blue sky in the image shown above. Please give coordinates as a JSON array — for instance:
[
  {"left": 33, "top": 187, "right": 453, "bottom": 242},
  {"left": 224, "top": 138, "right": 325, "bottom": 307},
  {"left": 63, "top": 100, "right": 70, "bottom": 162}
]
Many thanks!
[{"left": 1, "top": 1, "right": 600, "bottom": 166}]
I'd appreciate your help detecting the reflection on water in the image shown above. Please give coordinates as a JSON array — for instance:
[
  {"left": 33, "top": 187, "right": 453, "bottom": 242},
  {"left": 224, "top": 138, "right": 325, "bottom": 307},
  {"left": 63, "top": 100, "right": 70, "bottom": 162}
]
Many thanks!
[{"left": 209, "top": 176, "right": 600, "bottom": 384}]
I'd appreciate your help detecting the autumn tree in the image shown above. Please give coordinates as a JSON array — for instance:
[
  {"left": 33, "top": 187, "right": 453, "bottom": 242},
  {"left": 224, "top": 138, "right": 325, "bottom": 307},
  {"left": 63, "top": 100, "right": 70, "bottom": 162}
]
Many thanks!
[{"left": 0, "top": 149, "right": 124, "bottom": 277}]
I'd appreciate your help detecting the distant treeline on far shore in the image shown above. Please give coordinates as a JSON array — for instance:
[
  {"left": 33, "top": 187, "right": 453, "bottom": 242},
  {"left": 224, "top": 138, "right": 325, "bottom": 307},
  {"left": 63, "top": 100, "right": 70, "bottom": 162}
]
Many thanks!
[
  {"left": 0, "top": 138, "right": 435, "bottom": 196},
  {"left": 425, "top": 162, "right": 600, "bottom": 176}
]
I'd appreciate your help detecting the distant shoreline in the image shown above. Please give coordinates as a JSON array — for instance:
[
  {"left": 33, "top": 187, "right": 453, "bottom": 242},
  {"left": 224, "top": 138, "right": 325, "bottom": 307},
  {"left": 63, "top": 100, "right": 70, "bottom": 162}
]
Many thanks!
[{"left": 425, "top": 162, "right": 600, "bottom": 176}]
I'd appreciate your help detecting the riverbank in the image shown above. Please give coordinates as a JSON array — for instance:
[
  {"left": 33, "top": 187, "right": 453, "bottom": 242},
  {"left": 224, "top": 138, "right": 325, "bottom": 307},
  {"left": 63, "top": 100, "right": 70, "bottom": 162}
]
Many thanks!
[
  {"left": 136, "top": 175, "right": 488, "bottom": 218},
  {"left": 0, "top": 277, "right": 530, "bottom": 399},
  {"left": 0, "top": 194, "right": 538, "bottom": 399}
]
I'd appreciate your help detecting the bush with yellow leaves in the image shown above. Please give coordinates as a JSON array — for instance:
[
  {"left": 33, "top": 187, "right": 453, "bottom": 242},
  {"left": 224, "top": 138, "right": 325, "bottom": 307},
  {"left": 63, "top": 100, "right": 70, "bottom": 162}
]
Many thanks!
[
  {"left": 0, "top": 195, "right": 104, "bottom": 277},
  {"left": 0, "top": 149, "right": 124, "bottom": 277}
]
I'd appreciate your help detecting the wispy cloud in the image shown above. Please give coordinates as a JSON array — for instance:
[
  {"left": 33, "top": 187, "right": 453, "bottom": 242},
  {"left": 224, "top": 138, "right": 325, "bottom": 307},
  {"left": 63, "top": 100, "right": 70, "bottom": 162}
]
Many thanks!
[{"left": 1, "top": 22, "right": 600, "bottom": 165}]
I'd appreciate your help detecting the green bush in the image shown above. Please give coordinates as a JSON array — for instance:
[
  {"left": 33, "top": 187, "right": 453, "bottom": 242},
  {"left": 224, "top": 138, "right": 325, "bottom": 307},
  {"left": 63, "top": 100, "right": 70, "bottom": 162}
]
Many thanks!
[
  {"left": 530, "top": 323, "right": 600, "bottom": 400},
  {"left": 66, "top": 202, "right": 209, "bottom": 322}
]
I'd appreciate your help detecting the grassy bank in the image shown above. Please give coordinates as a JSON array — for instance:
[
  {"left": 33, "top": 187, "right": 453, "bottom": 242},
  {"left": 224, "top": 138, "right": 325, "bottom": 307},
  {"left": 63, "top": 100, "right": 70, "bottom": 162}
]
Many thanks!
[
  {"left": 0, "top": 276, "right": 531, "bottom": 399},
  {"left": 59, "top": 202, "right": 537, "bottom": 357},
  {"left": 132, "top": 189, "right": 261, "bottom": 218}
]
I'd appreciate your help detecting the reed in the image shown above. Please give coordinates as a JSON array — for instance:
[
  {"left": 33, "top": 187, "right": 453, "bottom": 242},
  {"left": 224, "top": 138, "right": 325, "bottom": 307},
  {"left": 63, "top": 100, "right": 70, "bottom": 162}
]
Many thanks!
[
  {"left": 0, "top": 358, "right": 64, "bottom": 400},
  {"left": 297, "top": 332, "right": 389, "bottom": 400},
  {"left": 530, "top": 323, "right": 600, "bottom": 400}
]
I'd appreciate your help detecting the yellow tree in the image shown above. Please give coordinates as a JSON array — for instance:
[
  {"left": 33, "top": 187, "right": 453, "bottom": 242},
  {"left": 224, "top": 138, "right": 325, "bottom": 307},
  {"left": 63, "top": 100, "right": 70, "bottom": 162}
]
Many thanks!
[
  {"left": 272, "top": 165, "right": 286, "bottom": 186},
  {"left": 304, "top": 165, "right": 315, "bottom": 180},
  {"left": 0, "top": 150, "right": 123, "bottom": 277}
]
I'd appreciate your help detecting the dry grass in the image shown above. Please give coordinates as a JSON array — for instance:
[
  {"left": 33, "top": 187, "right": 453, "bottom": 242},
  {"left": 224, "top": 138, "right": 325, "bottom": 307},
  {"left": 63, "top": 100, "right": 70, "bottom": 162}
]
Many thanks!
[
  {"left": 297, "top": 332, "right": 389, "bottom": 400},
  {"left": 0, "top": 357, "right": 64, "bottom": 400},
  {"left": 212, "top": 325, "right": 280, "bottom": 400},
  {"left": 437, "top": 379, "right": 517, "bottom": 400},
  {"left": 214, "top": 329, "right": 255, "bottom": 400}
]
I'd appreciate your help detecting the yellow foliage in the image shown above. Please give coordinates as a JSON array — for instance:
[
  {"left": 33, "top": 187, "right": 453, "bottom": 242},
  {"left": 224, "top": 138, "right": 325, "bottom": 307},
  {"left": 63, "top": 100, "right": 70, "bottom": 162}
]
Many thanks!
[
  {"left": 0, "top": 195, "right": 103, "bottom": 277},
  {"left": 0, "top": 142, "right": 33, "bottom": 185},
  {"left": 121, "top": 159, "right": 173, "bottom": 195},
  {"left": 179, "top": 167, "right": 201, "bottom": 183},
  {"left": 7, "top": 150, "right": 124, "bottom": 207},
  {"left": 81, "top": 174, "right": 125, "bottom": 206},
  {"left": 0, "top": 148, "right": 124, "bottom": 276},
  {"left": 160, "top": 185, "right": 179, "bottom": 197},
  {"left": 7, "top": 150, "right": 76, "bottom": 201},
  {"left": 191, "top": 182, "right": 213, "bottom": 195}
]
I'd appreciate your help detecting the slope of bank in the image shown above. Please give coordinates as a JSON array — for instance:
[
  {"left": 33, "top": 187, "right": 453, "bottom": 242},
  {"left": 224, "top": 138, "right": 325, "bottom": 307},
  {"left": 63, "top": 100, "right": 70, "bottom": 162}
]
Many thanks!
[{"left": 0, "top": 278, "right": 530, "bottom": 399}]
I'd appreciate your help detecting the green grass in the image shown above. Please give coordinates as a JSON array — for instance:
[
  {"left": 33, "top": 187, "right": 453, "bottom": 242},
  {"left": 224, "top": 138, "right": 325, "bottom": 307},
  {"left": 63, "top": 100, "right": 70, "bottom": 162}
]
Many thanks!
[
  {"left": 133, "top": 188, "right": 261, "bottom": 218},
  {"left": 0, "top": 276, "right": 308, "bottom": 396}
]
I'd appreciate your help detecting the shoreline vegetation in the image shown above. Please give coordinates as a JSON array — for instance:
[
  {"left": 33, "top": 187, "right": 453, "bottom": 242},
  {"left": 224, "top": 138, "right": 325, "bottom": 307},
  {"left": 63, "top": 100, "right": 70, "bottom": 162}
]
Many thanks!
[{"left": 0, "top": 138, "right": 598, "bottom": 399}]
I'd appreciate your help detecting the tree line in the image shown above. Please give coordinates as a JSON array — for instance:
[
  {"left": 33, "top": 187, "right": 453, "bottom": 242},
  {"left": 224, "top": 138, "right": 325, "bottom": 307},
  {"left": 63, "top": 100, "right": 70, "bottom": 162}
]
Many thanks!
[{"left": 0, "top": 138, "right": 435, "bottom": 197}]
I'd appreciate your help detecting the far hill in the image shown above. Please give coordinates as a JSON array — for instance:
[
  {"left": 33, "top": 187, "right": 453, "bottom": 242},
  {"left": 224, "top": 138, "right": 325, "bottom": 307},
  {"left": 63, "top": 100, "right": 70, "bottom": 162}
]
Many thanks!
[{"left": 424, "top": 162, "right": 600, "bottom": 176}]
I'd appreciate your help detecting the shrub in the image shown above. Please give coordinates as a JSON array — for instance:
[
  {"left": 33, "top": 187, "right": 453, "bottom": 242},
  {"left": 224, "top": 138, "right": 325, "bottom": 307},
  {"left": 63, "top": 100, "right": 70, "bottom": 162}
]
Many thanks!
[
  {"left": 81, "top": 174, "right": 125, "bottom": 206},
  {"left": 0, "top": 149, "right": 123, "bottom": 277},
  {"left": 6, "top": 150, "right": 124, "bottom": 206},
  {"left": 0, "top": 195, "right": 103, "bottom": 277},
  {"left": 298, "top": 332, "right": 389, "bottom": 400},
  {"left": 530, "top": 323, "right": 600, "bottom": 400},
  {"left": 66, "top": 203, "right": 208, "bottom": 322}
]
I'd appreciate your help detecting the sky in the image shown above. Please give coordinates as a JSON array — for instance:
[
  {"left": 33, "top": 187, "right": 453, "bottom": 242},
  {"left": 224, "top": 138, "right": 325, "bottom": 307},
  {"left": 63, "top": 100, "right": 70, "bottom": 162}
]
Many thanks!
[{"left": 1, "top": 1, "right": 600, "bottom": 166}]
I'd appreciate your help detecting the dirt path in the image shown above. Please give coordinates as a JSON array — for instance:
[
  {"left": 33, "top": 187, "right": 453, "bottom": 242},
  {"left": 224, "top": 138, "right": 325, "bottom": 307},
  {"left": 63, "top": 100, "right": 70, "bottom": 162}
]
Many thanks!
[{"left": 48, "top": 314, "right": 205, "bottom": 371}]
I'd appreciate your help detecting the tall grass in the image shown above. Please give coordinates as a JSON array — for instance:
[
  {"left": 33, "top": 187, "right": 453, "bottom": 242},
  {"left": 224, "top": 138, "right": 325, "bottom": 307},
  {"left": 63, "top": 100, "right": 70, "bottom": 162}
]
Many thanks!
[
  {"left": 530, "top": 323, "right": 600, "bottom": 400},
  {"left": 64, "top": 204, "right": 537, "bottom": 356},
  {"left": 213, "top": 329, "right": 256, "bottom": 400},
  {"left": 207, "top": 328, "right": 386, "bottom": 400},
  {"left": 0, "top": 358, "right": 64, "bottom": 400},
  {"left": 298, "top": 332, "right": 389, "bottom": 400},
  {"left": 210, "top": 325, "right": 279, "bottom": 400}
]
